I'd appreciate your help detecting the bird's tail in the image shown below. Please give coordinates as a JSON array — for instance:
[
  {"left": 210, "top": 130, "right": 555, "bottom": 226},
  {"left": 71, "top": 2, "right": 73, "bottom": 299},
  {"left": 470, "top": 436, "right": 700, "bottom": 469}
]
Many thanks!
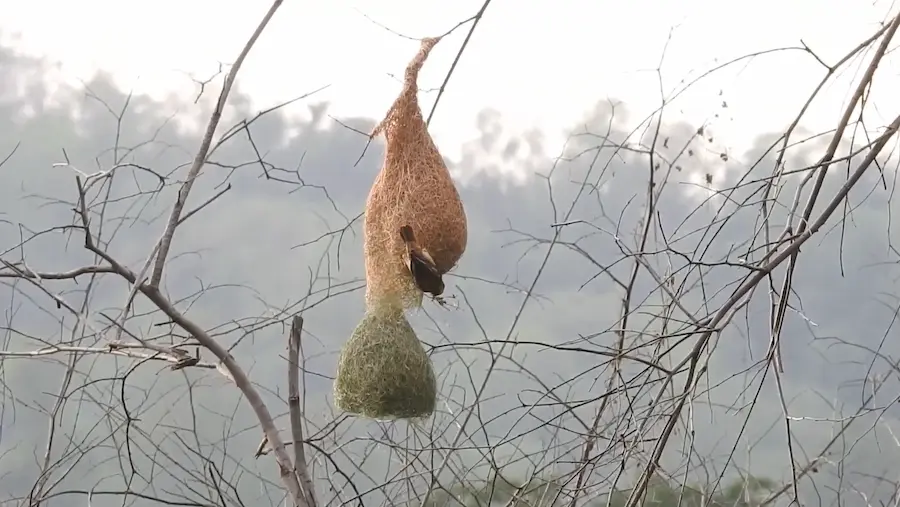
[{"left": 399, "top": 225, "right": 416, "bottom": 244}]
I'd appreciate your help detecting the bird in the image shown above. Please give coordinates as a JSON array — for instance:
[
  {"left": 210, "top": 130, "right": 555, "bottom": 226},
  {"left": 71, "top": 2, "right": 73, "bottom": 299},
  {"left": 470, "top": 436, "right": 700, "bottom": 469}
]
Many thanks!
[{"left": 399, "top": 225, "right": 445, "bottom": 298}]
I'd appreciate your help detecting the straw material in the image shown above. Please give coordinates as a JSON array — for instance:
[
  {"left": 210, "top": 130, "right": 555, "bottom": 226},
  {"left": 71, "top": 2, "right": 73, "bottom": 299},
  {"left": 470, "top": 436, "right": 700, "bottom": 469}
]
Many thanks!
[
  {"left": 333, "top": 304, "right": 437, "bottom": 419},
  {"left": 363, "top": 37, "right": 468, "bottom": 310}
]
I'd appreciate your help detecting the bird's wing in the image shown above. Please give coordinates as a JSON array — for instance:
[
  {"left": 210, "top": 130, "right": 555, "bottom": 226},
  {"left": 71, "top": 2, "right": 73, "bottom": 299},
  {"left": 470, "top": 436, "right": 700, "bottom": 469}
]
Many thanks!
[
  {"left": 401, "top": 247, "right": 413, "bottom": 273},
  {"left": 417, "top": 247, "right": 437, "bottom": 268}
]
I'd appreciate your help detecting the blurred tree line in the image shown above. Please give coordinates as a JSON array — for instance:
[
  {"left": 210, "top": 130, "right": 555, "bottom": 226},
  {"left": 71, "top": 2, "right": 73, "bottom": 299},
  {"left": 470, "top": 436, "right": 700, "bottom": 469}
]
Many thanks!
[{"left": 422, "top": 472, "right": 777, "bottom": 507}]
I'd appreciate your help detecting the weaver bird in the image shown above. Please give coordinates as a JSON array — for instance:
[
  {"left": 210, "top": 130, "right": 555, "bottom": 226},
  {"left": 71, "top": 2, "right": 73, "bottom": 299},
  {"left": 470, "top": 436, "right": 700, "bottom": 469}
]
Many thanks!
[{"left": 399, "top": 225, "right": 445, "bottom": 298}]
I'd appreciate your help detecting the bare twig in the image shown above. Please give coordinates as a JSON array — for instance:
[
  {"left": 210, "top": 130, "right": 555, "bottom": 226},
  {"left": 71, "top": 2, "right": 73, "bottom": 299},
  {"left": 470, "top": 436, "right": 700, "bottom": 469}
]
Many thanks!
[
  {"left": 289, "top": 316, "right": 318, "bottom": 507},
  {"left": 149, "top": 0, "right": 283, "bottom": 287},
  {"left": 425, "top": 0, "right": 495, "bottom": 126},
  {"left": 622, "top": 14, "right": 900, "bottom": 507}
]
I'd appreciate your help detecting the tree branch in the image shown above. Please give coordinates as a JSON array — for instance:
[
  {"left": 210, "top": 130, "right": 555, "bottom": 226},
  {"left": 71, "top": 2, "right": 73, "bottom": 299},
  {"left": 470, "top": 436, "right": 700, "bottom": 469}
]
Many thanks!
[
  {"left": 289, "top": 316, "right": 318, "bottom": 507},
  {"left": 149, "top": 0, "right": 283, "bottom": 288}
]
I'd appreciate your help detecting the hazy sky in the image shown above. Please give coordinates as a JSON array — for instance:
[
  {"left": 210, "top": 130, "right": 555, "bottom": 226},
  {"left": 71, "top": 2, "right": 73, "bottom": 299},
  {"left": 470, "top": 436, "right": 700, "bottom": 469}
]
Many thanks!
[
  {"left": 2, "top": 3, "right": 900, "bottom": 507},
  {"left": 2, "top": 0, "right": 899, "bottom": 163}
]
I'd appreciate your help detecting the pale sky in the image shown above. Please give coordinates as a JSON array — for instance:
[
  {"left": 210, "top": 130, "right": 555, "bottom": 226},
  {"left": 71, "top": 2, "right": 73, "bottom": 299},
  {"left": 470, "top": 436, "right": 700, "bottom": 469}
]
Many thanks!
[{"left": 1, "top": 0, "right": 898, "bottom": 173}]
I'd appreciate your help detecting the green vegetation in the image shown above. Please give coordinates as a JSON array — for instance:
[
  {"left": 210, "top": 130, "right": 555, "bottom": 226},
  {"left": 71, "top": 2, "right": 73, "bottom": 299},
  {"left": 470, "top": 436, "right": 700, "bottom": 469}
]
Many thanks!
[{"left": 422, "top": 473, "right": 777, "bottom": 507}]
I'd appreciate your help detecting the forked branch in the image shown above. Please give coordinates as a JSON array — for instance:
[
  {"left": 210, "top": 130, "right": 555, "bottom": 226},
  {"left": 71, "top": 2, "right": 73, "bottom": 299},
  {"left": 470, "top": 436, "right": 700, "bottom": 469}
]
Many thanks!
[
  {"left": 149, "top": 0, "right": 283, "bottom": 288},
  {"left": 81, "top": 1, "right": 314, "bottom": 504},
  {"left": 621, "top": 12, "right": 900, "bottom": 507}
]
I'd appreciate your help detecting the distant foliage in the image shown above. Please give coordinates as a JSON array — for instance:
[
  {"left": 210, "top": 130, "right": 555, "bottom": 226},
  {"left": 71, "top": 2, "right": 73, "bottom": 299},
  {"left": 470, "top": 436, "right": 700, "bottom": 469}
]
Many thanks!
[{"left": 421, "top": 474, "right": 776, "bottom": 507}]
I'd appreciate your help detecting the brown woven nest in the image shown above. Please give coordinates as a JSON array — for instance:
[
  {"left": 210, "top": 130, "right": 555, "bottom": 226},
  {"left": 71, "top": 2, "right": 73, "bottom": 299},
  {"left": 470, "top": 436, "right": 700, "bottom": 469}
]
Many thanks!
[
  {"left": 363, "top": 36, "right": 468, "bottom": 310},
  {"left": 333, "top": 304, "right": 437, "bottom": 419}
]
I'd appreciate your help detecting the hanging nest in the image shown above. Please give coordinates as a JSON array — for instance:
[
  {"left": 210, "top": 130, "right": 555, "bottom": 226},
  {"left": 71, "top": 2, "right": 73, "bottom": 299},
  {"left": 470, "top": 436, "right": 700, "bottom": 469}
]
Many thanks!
[
  {"left": 363, "top": 36, "right": 468, "bottom": 310},
  {"left": 333, "top": 304, "right": 437, "bottom": 419}
]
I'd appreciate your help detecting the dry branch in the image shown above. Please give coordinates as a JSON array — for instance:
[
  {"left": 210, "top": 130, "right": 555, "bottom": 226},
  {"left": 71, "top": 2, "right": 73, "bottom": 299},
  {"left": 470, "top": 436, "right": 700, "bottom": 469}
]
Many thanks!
[
  {"left": 64, "top": 1, "right": 315, "bottom": 504},
  {"left": 149, "top": 0, "right": 283, "bottom": 288},
  {"left": 622, "top": 13, "right": 900, "bottom": 507},
  {"left": 289, "top": 316, "right": 318, "bottom": 507}
]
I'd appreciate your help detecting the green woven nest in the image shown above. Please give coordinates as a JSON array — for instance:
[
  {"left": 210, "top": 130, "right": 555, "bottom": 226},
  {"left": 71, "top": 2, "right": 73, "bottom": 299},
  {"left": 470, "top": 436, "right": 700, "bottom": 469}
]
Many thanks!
[{"left": 334, "top": 305, "right": 437, "bottom": 420}]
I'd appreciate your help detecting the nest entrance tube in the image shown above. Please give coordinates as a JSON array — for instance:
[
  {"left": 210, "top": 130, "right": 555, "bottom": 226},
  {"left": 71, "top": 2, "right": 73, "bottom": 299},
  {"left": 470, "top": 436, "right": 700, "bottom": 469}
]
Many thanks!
[{"left": 333, "top": 304, "right": 437, "bottom": 420}]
